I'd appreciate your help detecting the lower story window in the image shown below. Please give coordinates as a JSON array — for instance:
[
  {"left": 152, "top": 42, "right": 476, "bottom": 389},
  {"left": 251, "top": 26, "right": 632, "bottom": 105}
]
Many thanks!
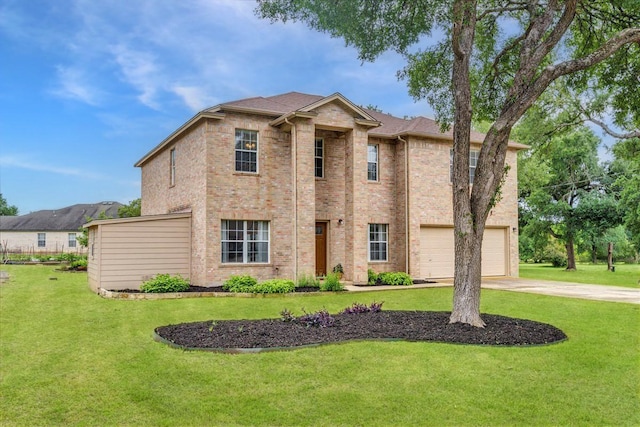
[
  {"left": 221, "top": 220, "right": 269, "bottom": 263},
  {"left": 68, "top": 233, "right": 77, "bottom": 248},
  {"left": 37, "top": 233, "right": 46, "bottom": 248},
  {"left": 368, "top": 224, "right": 388, "bottom": 261}
]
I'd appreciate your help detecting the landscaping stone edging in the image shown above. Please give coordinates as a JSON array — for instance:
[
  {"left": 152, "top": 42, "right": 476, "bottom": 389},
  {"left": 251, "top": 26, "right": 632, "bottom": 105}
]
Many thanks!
[{"left": 99, "top": 288, "right": 344, "bottom": 300}]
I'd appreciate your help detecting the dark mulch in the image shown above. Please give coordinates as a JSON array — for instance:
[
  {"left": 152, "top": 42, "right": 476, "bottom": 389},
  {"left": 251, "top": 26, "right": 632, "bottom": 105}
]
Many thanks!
[
  {"left": 112, "top": 285, "right": 322, "bottom": 293},
  {"left": 155, "top": 311, "right": 567, "bottom": 352},
  {"left": 353, "top": 279, "right": 437, "bottom": 287}
]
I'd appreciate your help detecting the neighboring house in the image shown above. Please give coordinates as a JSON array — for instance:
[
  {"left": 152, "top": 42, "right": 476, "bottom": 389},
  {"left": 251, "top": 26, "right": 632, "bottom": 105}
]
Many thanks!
[
  {"left": 0, "top": 202, "right": 122, "bottom": 255},
  {"left": 87, "top": 91, "right": 526, "bottom": 291}
]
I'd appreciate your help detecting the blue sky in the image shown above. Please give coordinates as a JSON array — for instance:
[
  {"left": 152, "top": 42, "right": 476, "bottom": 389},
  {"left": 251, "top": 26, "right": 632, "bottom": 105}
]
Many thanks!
[
  {"left": 1, "top": 0, "right": 434, "bottom": 214},
  {"left": 1, "top": 0, "right": 617, "bottom": 215}
]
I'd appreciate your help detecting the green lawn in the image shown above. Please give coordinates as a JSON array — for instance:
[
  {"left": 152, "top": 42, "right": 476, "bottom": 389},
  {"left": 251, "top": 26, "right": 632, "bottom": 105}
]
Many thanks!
[
  {"left": 1, "top": 265, "right": 639, "bottom": 426},
  {"left": 520, "top": 262, "right": 640, "bottom": 288}
]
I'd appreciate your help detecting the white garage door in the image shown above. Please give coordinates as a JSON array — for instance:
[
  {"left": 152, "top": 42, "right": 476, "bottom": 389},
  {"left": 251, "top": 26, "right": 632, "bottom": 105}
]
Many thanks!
[{"left": 420, "top": 227, "right": 507, "bottom": 278}]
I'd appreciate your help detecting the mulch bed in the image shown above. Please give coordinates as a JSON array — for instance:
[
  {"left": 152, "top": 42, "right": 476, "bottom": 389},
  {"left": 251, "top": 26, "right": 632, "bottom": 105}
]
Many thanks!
[
  {"left": 112, "top": 285, "right": 323, "bottom": 293},
  {"left": 353, "top": 279, "right": 437, "bottom": 287},
  {"left": 155, "top": 311, "right": 567, "bottom": 352}
]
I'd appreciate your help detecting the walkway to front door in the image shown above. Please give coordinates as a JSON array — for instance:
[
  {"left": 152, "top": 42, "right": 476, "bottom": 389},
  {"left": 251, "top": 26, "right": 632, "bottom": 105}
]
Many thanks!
[{"left": 315, "top": 222, "right": 327, "bottom": 276}]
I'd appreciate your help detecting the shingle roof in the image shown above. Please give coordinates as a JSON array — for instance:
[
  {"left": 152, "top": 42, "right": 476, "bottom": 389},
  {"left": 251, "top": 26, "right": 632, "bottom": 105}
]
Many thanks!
[
  {"left": 136, "top": 91, "right": 527, "bottom": 167},
  {"left": 0, "top": 202, "right": 123, "bottom": 231}
]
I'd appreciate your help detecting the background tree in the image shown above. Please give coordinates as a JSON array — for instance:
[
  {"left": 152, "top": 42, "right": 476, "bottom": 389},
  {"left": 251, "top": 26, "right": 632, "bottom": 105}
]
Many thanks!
[
  {"left": 0, "top": 193, "right": 18, "bottom": 216},
  {"left": 257, "top": 0, "right": 640, "bottom": 326},
  {"left": 612, "top": 138, "right": 640, "bottom": 250},
  {"left": 118, "top": 198, "right": 141, "bottom": 218}
]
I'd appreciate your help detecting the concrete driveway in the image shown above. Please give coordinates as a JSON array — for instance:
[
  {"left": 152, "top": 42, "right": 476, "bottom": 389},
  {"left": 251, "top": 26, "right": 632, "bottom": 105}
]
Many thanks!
[{"left": 345, "top": 277, "right": 640, "bottom": 304}]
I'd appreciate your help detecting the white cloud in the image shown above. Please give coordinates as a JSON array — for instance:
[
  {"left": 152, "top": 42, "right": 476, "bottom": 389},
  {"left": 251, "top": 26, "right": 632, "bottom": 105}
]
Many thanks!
[
  {"left": 51, "top": 66, "right": 102, "bottom": 105},
  {"left": 171, "top": 86, "right": 218, "bottom": 112},
  {"left": 110, "top": 44, "right": 162, "bottom": 109},
  {"left": 0, "top": 155, "right": 105, "bottom": 180}
]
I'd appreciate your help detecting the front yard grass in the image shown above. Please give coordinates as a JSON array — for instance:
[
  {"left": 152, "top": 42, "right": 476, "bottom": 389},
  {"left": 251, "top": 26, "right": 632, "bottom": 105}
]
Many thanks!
[
  {"left": 520, "top": 262, "right": 640, "bottom": 288},
  {"left": 1, "top": 265, "right": 639, "bottom": 426}
]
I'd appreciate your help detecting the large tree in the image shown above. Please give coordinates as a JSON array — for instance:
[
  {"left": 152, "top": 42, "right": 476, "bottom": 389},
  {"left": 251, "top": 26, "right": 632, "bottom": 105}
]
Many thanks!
[{"left": 257, "top": 0, "right": 640, "bottom": 326}]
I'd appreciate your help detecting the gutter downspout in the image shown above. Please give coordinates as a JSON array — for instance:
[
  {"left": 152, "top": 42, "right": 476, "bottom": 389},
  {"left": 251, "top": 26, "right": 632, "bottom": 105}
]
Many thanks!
[
  {"left": 285, "top": 117, "right": 298, "bottom": 280},
  {"left": 397, "top": 135, "right": 410, "bottom": 274}
]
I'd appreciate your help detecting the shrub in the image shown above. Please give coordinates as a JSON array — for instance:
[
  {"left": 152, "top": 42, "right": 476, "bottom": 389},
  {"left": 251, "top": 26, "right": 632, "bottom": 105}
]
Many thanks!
[
  {"left": 222, "top": 275, "right": 258, "bottom": 293},
  {"left": 141, "top": 274, "right": 190, "bottom": 293},
  {"left": 320, "top": 273, "right": 344, "bottom": 291},
  {"left": 298, "top": 308, "right": 335, "bottom": 328},
  {"left": 70, "top": 258, "right": 88, "bottom": 270},
  {"left": 296, "top": 273, "right": 320, "bottom": 288},
  {"left": 253, "top": 279, "right": 296, "bottom": 294},
  {"left": 378, "top": 272, "right": 412, "bottom": 286},
  {"left": 341, "top": 301, "right": 385, "bottom": 314},
  {"left": 367, "top": 269, "right": 378, "bottom": 285}
]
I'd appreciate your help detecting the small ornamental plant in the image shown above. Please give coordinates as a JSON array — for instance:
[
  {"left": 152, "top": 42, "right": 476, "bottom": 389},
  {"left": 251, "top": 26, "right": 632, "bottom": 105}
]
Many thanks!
[
  {"left": 253, "top": 279, "right": 296, "bottom": 294},
  {"left": 378, "top": 272, "right": 412, "bottom": 286},
  {"left": 222, "top": 275, "right": 258, "bottom": 293},
  {"left": 320, "top": 273, "right": 344, "bottom": 291},
  {"left": 140, "top": 274, "right": 190, "bottom": 293},
  {"left": 341, "top": 301, "right": 384, "bottom": 314}
]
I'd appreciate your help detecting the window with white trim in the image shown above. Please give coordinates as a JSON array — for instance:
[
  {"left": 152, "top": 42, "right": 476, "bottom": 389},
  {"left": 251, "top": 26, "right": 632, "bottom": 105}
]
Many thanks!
[
  {"left": 235, "top": 129, "right": 258, "bottom": 173},
  {"left": 68, "top": 233, "right": 77, "bottom": 248},
  {"left": 37, "top": 233, "right": 46, "bottom": 248},
  {"left": 314, "top": 138, "right": 324, "bottom": 178},
  {"left": 450, "top": 149, "right": 480, "bottom": 184},
  {"left": 221, "top": 220, "right": 269, "bottom": 263},
  {"left": 367, "top": 144, "right": 378, "bottom": 181},
  {"left": 368, "top": 223, "right": 388, "bottom": 261},
  {"left": 169, "top": 148, "right": 176, "bottom": 186}
]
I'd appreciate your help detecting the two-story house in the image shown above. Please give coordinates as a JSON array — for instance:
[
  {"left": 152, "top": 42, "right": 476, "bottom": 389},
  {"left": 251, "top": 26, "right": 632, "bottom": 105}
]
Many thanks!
[{"left": 86, "top": 91, "right": 524, "bottom": 291}]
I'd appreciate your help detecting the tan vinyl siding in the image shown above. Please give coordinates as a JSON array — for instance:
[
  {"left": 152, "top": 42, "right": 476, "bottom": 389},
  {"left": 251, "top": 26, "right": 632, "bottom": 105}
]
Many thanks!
[{"left": 85, "top": 213, "right": 191, "bottom": 291}]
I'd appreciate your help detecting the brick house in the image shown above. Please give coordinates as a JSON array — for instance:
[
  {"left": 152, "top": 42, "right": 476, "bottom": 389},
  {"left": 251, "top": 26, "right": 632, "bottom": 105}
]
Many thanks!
[{"left": 127, "top": 91, "right": 524, "bottom": 287}]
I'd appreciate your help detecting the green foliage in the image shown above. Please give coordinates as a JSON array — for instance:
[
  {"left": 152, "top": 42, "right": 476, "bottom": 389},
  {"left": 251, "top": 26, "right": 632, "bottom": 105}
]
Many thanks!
[
  {"left": 367, "top": 269, "right": 378, "bottom": 285},
  {"left": 377, "top": 272, "right": 412, "bottom": 286},
  {"left": 70, "top": 258, "right": 88, "bottom": 270},
  {"left": 222, "top": 275, "right": 258, "bottom": 293},
  {"left": 296, "top": 273, "right": 320, "bottom": 288},
  {"left": 223, "top": 276, "right": 296, "bottom": 294},
  {"left": 140, "top": 274, "right": 190, "bottom": 293},
  {"left": 118, "top": 198, "right": 141, "bottom": 218},
  {"left": 0, "top": 193, "right": 18, "bottom": 215},
  {"left": 253, "top": 279, "right": 296, "bottom": 294},
  {"left": 320, "top": 273, "right": 344, "bottom": 292}
]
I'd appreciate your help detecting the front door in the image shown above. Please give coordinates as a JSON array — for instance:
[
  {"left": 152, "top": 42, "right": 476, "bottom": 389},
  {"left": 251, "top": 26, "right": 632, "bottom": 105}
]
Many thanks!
[{"left": 315, "top": 222, "right": 327, "bottom": 277}]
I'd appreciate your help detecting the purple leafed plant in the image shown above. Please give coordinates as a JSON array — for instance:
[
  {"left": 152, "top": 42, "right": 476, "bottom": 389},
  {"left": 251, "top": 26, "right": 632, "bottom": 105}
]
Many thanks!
[
  {"left": 341, "top": 301, "right": 384, "bottom": 314},
  {"left": 298, "top": 308, "right": 335, "bottom": 328}
]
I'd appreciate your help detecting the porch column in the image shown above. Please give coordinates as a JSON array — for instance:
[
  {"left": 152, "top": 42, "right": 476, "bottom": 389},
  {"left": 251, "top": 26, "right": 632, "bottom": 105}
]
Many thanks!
[
  {"left": 292, "top": 119, "right": 316, "bottom": 279},
  {"left": 344, "top": 126, "right": 369, "bottom": 283}
]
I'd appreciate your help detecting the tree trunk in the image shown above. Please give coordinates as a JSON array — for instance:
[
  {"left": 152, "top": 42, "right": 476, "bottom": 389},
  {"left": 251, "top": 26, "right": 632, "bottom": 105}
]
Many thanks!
[
  {"left": 607, "top": 242, "right": 614, "bottom": 271},
  {"left": 591, "top": 243, "right": 597, "bottom": 264},
  {"left": 450, "top": 0, "right": 485, "bottom": 327},
  {"left": 566, "top": 236, "right": 577, "bottom": 270}
]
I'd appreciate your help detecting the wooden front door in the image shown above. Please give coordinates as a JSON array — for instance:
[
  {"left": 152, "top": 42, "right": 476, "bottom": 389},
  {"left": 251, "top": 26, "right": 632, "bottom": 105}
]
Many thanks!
[{"left": 315, "top": 222, "right": 327, "bottom": 277}]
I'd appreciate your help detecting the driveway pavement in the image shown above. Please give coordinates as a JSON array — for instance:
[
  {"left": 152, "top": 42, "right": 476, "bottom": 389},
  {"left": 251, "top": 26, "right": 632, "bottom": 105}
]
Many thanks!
[{"left": 344, "top": 277, "right": 640, "bottom": 304}]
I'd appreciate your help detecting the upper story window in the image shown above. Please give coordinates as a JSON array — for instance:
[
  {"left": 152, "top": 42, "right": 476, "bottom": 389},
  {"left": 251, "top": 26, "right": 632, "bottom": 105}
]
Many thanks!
[
  {"left": 221, "top": 220, "right": 269, "bottom": 264},
  {"left": 367, "top": 144, "right": 378, "bottom": 181},
  {"left": 315, "top": 138, "right": 324, "bottom": 178},
  {"left": 169, "top": 148, "right": 176, "bottom": 186},
  {"left": 235, "top": 129, "right": 258, "bottom": 173},
  {"left": 368, "top": 223, "right": 388, "bottom": 261},
  {"left": 450, "top": 149, "right": 480, "bottom": 184},
  {"left": 37, "top": 233, "right": 46, "bottom": 248},
  {"left": 68, "top": 233, "right": 77, "bottom": 248}
]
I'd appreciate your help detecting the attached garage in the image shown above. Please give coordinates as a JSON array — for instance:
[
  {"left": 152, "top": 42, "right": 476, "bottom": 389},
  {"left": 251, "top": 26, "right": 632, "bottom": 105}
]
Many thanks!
[{"left": 419, "top": 226, "right": 508, "bottom": 278}]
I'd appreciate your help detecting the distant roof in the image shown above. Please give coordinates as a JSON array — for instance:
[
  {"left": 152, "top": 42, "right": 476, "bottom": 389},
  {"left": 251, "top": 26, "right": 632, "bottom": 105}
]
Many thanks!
[
  {"left": 136, "top": 91, "right": 527, "bottom": 166},
  {"left": 0, "top": 202, "right": 123, "bottom": 231}
]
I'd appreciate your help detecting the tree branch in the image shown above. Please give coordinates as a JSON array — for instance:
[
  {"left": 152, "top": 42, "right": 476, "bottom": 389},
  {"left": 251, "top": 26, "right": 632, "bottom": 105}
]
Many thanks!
[{"left": 585, "top": 116, "right": 640, "bottom": 139}]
